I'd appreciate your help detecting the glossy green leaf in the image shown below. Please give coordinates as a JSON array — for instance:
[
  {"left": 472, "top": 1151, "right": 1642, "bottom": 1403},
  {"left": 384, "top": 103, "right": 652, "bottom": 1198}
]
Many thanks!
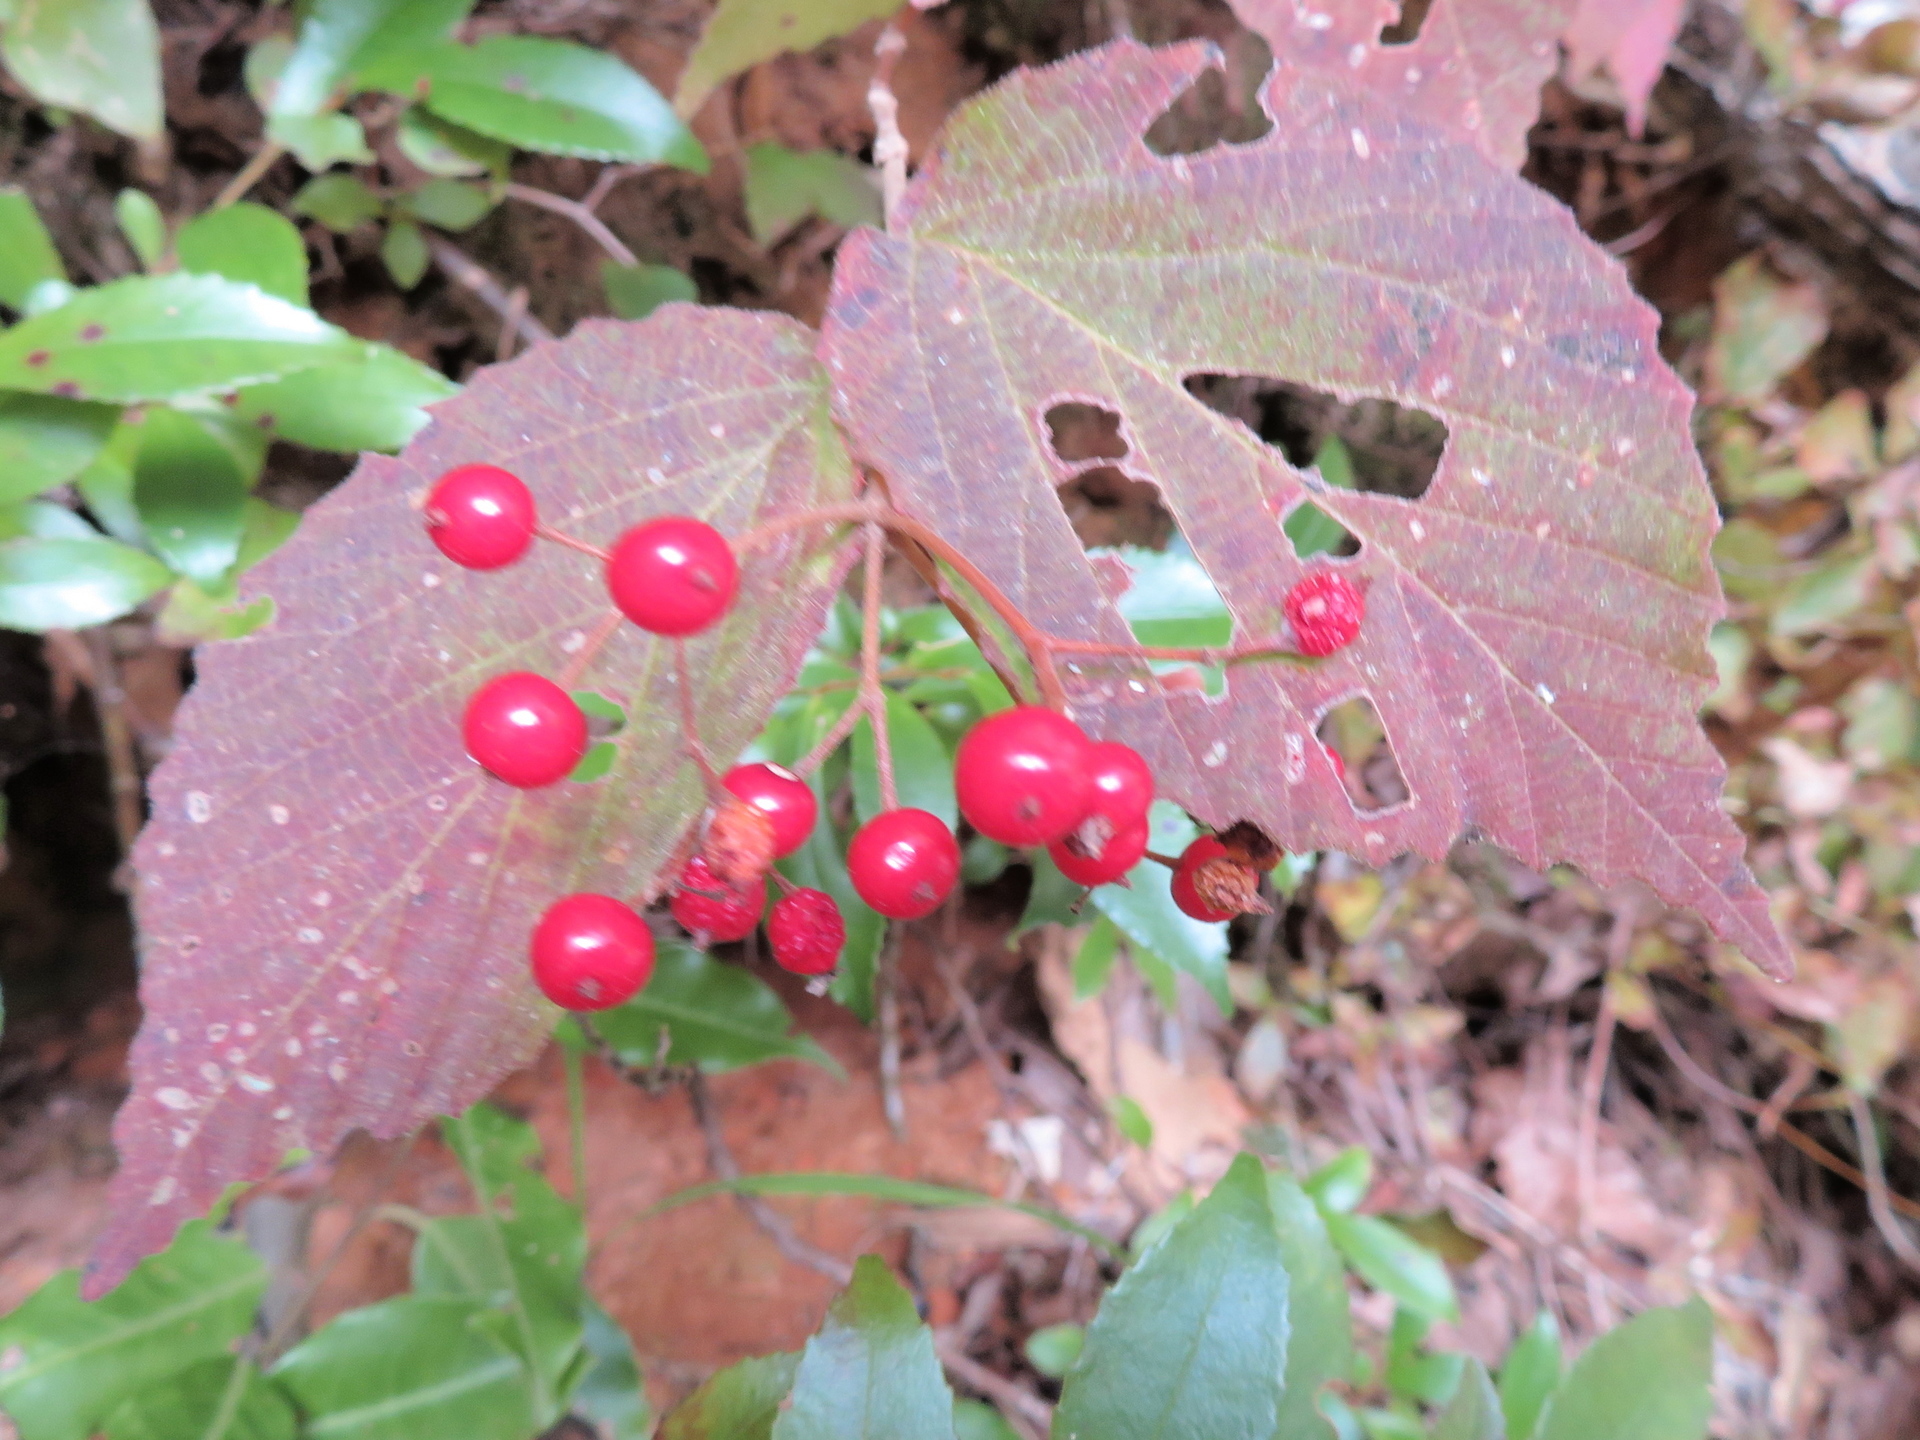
[
  {"left": 233, "top": 497, "right": 300, "bottom": 576},
  {"left": 675, "top": 0, "right": 902, "bottom": 118},
  {"left": 1385, "top": 1309, "right": 1463, "bottom": 1406},
  {"left": 1, "top": 0, "right": 163, "bottom": 139},
  {"left": 1435, "top": 1361, "right": 1507, "bottom": 1440},
  {"left": 1535, "top": 1300, "right": 1712, "bottom": 1440},
  {"left": 154, "top": 580, "right": 277, "bottom": 645},
  {"left": 0, "top": 500, "right": 106, "bottom": 541},
  {"left": 1267, "top": 1173, "right": 1353, "bottom": 1440},
  {"left": 743, "top": 142, "right": 881, "bottom": 244},
  {"left": 1128, "top": 1191, "right": 1193, "bottom": 1259},
  {"left": 589, "top": 942, "right": 838, "bottom": 1075},
  {"left": 397, "top": 107, "right": 513, "bottom": 177},
  {"left": 229, "top": 343, "right": 458, "bottom": 453},
  {"left": 103, "top": 1358, "right": 296, "bottom": 1440},
  {"left": 272, "top": 0, "right": 473, "bottom": 118},
  {"left": 0, "top": 394, "right": 119, "bottom": 503},
  {"left": 361, "top": 37, "right": 707, "bottom": 169},
  {"left": 176, "top": 204, "right": 310, "bottom": 306},
  {"left": 115, "top": 190, "right": 166, "bottom": 270},
  {"left": 663, "top": 1352, "right": 798, "bottom": 1440},
  {"left": 570, "top": 1299, "right": 651, "bottom": 1440},
  {"left": 1088, "top": 801, "right": 1229, "bottom": 1013},
  {"left": 853, "top": 689, "right": 956, "bottom": 828},
  {"left": 0, "top": 187, "right": 65, "bottom": 309},
  {"left": 0, "top": 274, "right": 362, "bottom": 403},
  {"left": 382, "top": 218, "right": 430, "bottom": 289},
  {"left": 1057, "top": 1153, "right": 1290, "bottom": 1440},
  {"left": 1072, "top": 914, "right": 1121, "bottom": 998},
  {"left": 272, "top": 1296, "right": 538, "bottom": 1440},
  {"left": 952, "top": 1400, "right": 1019, "bottom": 1440},
  {"left": 0, "top": 1220, "right": 265, "bottom": 1440},
  {"left": 1023, "top": 1323, "right": 1083, "bottom": 1379},
  {"left": 133, "top": 408, "right": 250, "bottom": 585},
  {"left": 569, "top": 742, "right": 617, "bottom": 782},
  {"left": 1323, "top": 1212, "right": 1458, "bottom": 1324},
  {"left": 1109, "top": 1095, "right": 1153, "bottom": 1148},
  {"left": 0, "top": 534, "right": 174, "bottom": 631},
  {"left": 1498, "top": 1311, "right": 1560, "bottom": 1440},
  {"left": 772, "top": 1255, "right": 953, "bottom": 1440},
  {"left": 293, "top": 174, "right": 386, "bottom": 233},
  {"left": 1304, "top": 1146, "right": 1373, "bottom": 1214},
  {"left": 267, "top": 112, "right": 375, "bottom": 170},
  {"left": 603, "top": 261, "right": 697, "bottom": 320}
]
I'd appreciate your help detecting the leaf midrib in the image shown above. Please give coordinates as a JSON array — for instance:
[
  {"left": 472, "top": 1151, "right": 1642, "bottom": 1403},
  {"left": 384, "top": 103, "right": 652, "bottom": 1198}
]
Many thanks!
[{"left": 0, "top": 1268, "right": 260, "bottom": 1391}]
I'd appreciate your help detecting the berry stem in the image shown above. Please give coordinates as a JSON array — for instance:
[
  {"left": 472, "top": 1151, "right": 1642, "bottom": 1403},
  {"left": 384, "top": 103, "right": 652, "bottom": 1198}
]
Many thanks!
[
  {"left": 671, "top": 637, "right": 723, "bottom": 792},
  {"left": 535, "top": 523, "right": 612, "bottom": 562},
  {"left": 792, "top": 691, "right": 871, "bottom": 780},
  {"left": 556, "top": 608, "right": 625, "bottom": 691},
  {"left": 1142, "top": 848, "right": 1180, "bottom": 869},
  {"left": 859, "top": 522, "right": 899, "bottom": 813}
]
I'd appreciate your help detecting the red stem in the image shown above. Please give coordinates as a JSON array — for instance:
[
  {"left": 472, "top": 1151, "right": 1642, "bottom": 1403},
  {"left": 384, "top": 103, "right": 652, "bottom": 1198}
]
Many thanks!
[
  {"left": 672, "top": 638, "right": 723, "bottom": 793},
  {"left": 537, "top": 523, "right": 612, "bottom": 562}
]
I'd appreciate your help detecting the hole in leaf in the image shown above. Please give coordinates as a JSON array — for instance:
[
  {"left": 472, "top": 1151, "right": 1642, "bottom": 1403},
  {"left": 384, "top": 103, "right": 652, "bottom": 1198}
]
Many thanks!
[
  {"left": 1044, "top": 402, "right": 1129, "bottom": 464},
  {"left": 1057, "top": 466, "right": 1174, "bottom": 550},
  {"left": 1380, "top": 0, "right": 1435, "bottom": 45},
  {"left": 1185, "top": 374, "right": 1449, "bottom": 501},
  {"left": 1317, "top": 697, "right": 1409, "bottom": 813},
  {"left": 1090, "top": 537, "right": 1234, "bottom": 699},
  {"left": 1143, "top": 33, "right": 1274, "bottom": 157}
]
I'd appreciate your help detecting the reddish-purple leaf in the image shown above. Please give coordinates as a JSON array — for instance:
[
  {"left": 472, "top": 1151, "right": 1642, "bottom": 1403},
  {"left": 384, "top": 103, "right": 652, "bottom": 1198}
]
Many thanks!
[
  {"left": 1565, "top": 0, "right": 1687, "bottom": 135},
  {"left": 90, "top": 310, "right": 855, "bottom": 1294},
  {"left": 1228, "top": 0, "right": 1577, "bottom": 170},
  {"left": 822, "top": 42, "right": 1786, "bottom": 976}
]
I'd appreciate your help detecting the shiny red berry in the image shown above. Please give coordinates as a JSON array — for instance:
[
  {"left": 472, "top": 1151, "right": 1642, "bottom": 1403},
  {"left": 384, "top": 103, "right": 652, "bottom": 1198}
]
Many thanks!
[
  {"left": 607, "top": 516, "right": 739, "bottom": 635},
  {"left": 846, "top": 808, "right": 960, "bottom": 919},
  {"left": 1083, "top": 741, "right": 1153, "bottom": 829},
  {"left": 463, "top": 672, "right": 588, "bottom": 788},
  {"left": 1169, "top": 836, "right": 1238, "bottom": 922},
  {"left": 954, "top": 706, "right": 1092, "bottom": 847},
  {"left": 530, "top": 893, "right": 655, "bottom": 1010},
  {"left": 767, "top": 888, "right": 845, "bottom": 975},
  {"left": 722, "top": 763, "right": 818, "bottom": 857},
  {"left": 1049, "top": 816, "right": 1149, "bottom": 887},
  {"left": 670, "top": 854, "right": 765, "bottom": 942},
  {"left": 1284, "top": 570, "right": 1364, "bottom": 658},
  {"left": 425, "top": 463, "right": 536, "bottom": 570}
]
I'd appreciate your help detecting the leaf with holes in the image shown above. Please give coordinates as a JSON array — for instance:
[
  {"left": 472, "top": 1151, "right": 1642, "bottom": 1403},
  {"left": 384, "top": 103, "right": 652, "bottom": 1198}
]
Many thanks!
[
  {"left": 822, "top": 36, "right": 1787, "bottom": 980},
  {"left": 87, "top": 308, "right": 856, "bottom": 1294}
]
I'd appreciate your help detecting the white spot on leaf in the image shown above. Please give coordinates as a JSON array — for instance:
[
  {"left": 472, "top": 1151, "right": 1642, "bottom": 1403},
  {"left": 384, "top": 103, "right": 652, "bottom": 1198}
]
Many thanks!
[
  {"left": 156, "top": 1087, "right": 194, "bottom": 1111},
  {"left": 186, "top": 792, "right": 212, "bottom": 823}
]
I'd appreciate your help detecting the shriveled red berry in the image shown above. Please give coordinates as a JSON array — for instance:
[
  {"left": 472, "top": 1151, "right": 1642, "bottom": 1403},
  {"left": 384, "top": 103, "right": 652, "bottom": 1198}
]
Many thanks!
[
  {"left": 530, "top": 893, "right": 655, "bottom": 1010},
  {"left": 846, "top": 808, "right": 960, "bottom": 919},
  {"left": 607, "top": 516, "right": 739, "bottom": 635},
  {"left": 670, "top": 854, "right": 765, "bottom": 942},
  {"left": 1049, "top": 816, "right": 1149, "bottom": 887},
  {"left": 722, "top": 762, "right": 818, "bottom": 857},
  {"left": 954, "top": 706, "right": 1092, "bottom": 847},
  {"left": 768, "top": 888, "right": 845, "bottom": 975},
  {"left": 1170, "top": 836, "right": 1239, "bottom": 922},
  {"left": 1284, "top": 570, "right": 1364, "bottom": 657},
  {"left": 703, "top": 794, "right": 777, "bottom": 889},
  {"left": 463, "top": 672, "right": 588, "bottom": 788},
  {"left": 425, "top": 463, "right": 536, "bottom": 570}
]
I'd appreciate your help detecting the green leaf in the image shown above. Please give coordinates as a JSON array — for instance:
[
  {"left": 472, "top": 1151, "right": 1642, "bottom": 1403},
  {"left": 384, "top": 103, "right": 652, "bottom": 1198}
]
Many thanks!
[
  {"left": 0, "top": 500, "right": 103, "bottom": 541},
  {"left": 0, "top": 534, "right": 174, "bottom": 631},
  {"left": 1056, "top": 1153, "right": 1291, "bottom": 1440},
  {"left": 271, "top": 1296, "right": 538, "bottom": 1440},
  {"left": 1088, "top": 801, "right": 1229, "bottom": 1013},
  {"left": 103, "top": 1358, "right": 296, "bottom": 1440},
  {"left": 155, "top": 579, "right": 277, "bottom": 645},
  {"left": 675, "top": 0, "right": 903, "bottom": 118},
  {"left": 1109, "top": 1095, "right": 1153, "bottom": 1148},
  {"left": 229, "top": 343, "right": 458, "bottom": 453},
  {"left": 1128, "top": 1191, "right": 1193, "bottom": 1260},
  {"left": 569, "top": 742, "right": 617, "bottom": 782},
  {"left": 0, "top": 394, "right": 119, "bottom": 503},
  {"left": 361, "top": 37, "right": 707, "bottom": 169},
  {"left": 1266, "top": 1173, "right": 1353, "bottom": 1440},
  {"left": 293, "top": 174, "right": 386, "bottom": 233},
  {"left": 1073, "top": 914, "right": 1121, "bottom": 998},
  {"left": 570, "top": 1299, "right": 652, "bottom": 1440},
  {"left": 1, "top": 0, "right": 163, "bottom": 140},
  {"left": 603, "top": 261, "right": 697, "bottom": 320},
  {"left": 772, "top": 1255, "right": 954, "bottom": 1440},
  {"left": 853, "top": 690, "right": 956, "bottom": 828},
  {"left": 952, "top": 1400, "right": 1019, "bottom": 1440},
  {"left": 1023, "top": 1323, "right": 1083, "bottom": 1379},
  {"left": 234, "top": 496, "right": 300, "bottom": 575},
  {"left": 1770, "top": 550, "right": 1878, "bottom": 639},
  {"left": 114, "top": 190, "right": 167, "bottom": 270},
  {"left": 1285, "top": 436, "right": 1359, "bottom": 559},
  {"left": 1534, "top": 1300, "right": 1711, "bottom": 1440},
  {"left": 1304, "top": 1146, "right": 1373, "bottom": 1214},
  {"left": 0, "top": 273, "right": 363, "bottom": 403},
  {"left": 1498, "top": 1311, "right": 1560, "bottom": 1440},
  {"left": 1104, "top": 543, "right": 1232, "bottom": 649},
  {"left": 1384, "top": 1309, "right": 1462, "bottom": 1406},
  {"left": 1322, "top": 1212, "right": 1458, "bottom": 1324},
  {"left": 382, "top": 219, "right": 430, "bottom": 289},
  {"left": 133, "top": 408, "right": 250, "bottom": 584},
  {"left": 743, "top": 142, "right": 881, "bottom": 244},
  {"left": 176, "top": 204, "right": 311, "bottom": 306},
  {"left": 0, "top": 1219, "right": 265, "bottom": 1440},
  {"left": 589, "top": 941, "right": 840, "bottom": 1075},
  {"left": 397, "top": 108, "right": 514, "bottom": 177},
  {"left": 267, "top": 112, "right": 375, "bottom": 170},
  {"left": 401, "top": 179, "right": 497, "bottom": 231},
  {"left": 663, "top": 1352, "right": 798, "bottom": 1440},
  {"left": 0, "top": 187, "right": 65, "bottom": 309},
  {"left": 272, "top": 0, "right": 474, "bottom": 118},
  {"left": 1434, "top": 1361, "right": 1507, "bottom": 1440}
]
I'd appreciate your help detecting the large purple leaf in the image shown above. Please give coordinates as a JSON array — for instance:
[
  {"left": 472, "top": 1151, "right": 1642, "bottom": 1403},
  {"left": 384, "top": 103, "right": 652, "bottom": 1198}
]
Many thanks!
[
  {"left": 820, "top": 41, "right": 1787, "bottom": 977},
  {"left": 90, "top": 309, "right": 855, "bottom": 1293}
]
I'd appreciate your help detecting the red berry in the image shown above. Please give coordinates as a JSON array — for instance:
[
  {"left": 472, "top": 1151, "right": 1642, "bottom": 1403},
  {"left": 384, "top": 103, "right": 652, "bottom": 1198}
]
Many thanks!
[
  {"left": 463, "top": 672, "right": 588, "bottom": 788},
  {"left": 1082, "top": 741, "right": 1153, "bottom": 830},
  {"left": 954, "top": 706, "right": 1092, "bottom": 847},
  {"left": 846, "top": 808, "right": 960, "bottom": 919},
  {"left": 1169, "top": 836, "right": 1238, "bottom": 922},
  {"left": 530, "top": 893, "right": 655, "bottom": 1010},
  {"left": 670, "top": 854, "right": 765, "bottom": 942},
  {"left": 722, "top": 763, "right": 818, "bottom": 857},
  {"left": 607, "top": 516, "right": 739, "bottom": 635},
  {"left": 425, "top": 463, "right": 536, "bottom": 570},
  {"left": 1049, "top": 816, "right": 1149, "bottom": 887},
  {"left": 768, "top": 888, "right": 845, "bottom": 975},
  {"left": 1284, "top": 570, "right": 1364, "bottom": 657}
]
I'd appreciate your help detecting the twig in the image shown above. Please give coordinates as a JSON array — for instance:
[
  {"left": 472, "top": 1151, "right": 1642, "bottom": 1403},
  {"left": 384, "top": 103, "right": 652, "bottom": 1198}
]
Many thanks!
[
  {"left": 427, "top": 235, "right": 556, "bottom": 349},
  {"left": 504, "top": 181, "right": 640, "bottom": 268},
  {"left": 581, "top": 164, "right": 644, "bottom": 214},
  {"left": 1575, "top": 981, "right": 1616, "bottom": 1253},
  {"left": 868, "top": 23, "right": 910, "bottom": 228},
  {"left": 497, "top": 285, "right": 530, "bottom": 361},
  {"left": 81, "top": 628, "right": 143, "bottom": 877},
  {"left": 935, "top": 1336, "right": 1053, "bottom": 1440},
  {"left": 1849, "top": 1092, "right": 1920, "bottom": 1276},
  {"left": 213, "top": 140, "right": 287, "bottom": 211}
]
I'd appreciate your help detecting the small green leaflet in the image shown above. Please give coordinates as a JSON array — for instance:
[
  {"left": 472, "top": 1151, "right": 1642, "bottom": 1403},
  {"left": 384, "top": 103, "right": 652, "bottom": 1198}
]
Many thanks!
[
  {"left": 1322, "top": 1211, "right": 1458, "bottom": 1325},
  {"left": 675, "top": 0, "right": 904, "bottom": 118},
  {"left": 229, "top": 344, "right": 459, "bottom": 454},
  {"left": 1535, "top": 1300, "right": 1712, "bottom": 1440},
  {"left": 662, "top": 1352, "right": 799, "bottom": 1440},
  {"left": 114, "top": 190, "right": 166, "bottom": 271},
  {"left": 586, "top": 943, "right": 839, "bottom": 1076},
  {"left": 1498, "top": 1310, "right": 1561, "bottom": 1440},
  {"left": 0, "top": 186, "right": 64, "bottom": 309},
  {"left": 771, "top": 1256, "right": 954, "bottom": 1440},
  {"left": 1, "top": 0, "right": 163, "bottom": 140},
  {"left": 743, "top": 143, "right": 882, "bottom": 244},
  {"left": 603, "top": 262, "right": 698, "bottom": 320},
  {"left": 0, "top": 535, "right": 175, "bottom": 632},
  {"left": 271, "top": 0, "right": 474, "bottom": 119},
  {"left": 0, "top": 395, "right": 119, "bottom": 504},
  {"left": 175, "top": 204, "right": 311, "bottom": 306},
  {"left": 133, "top": 408, "right": 251, "bottom": 585},
  {"left": 102, "top": 1358, "right": 296, "bottom": 1440},
  {"left": 1088, "top": 801, "right": 1230, "bottom": 1012}
]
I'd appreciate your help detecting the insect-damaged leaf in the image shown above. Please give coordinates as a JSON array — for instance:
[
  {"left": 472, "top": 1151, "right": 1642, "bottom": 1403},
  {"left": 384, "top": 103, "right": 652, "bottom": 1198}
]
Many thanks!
[
  {"left": 821, "top": 38, "right": 1787, "bottom": 978},
  {"left": 90, "top": 308, "right": 856, "bottom": 1293}
]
